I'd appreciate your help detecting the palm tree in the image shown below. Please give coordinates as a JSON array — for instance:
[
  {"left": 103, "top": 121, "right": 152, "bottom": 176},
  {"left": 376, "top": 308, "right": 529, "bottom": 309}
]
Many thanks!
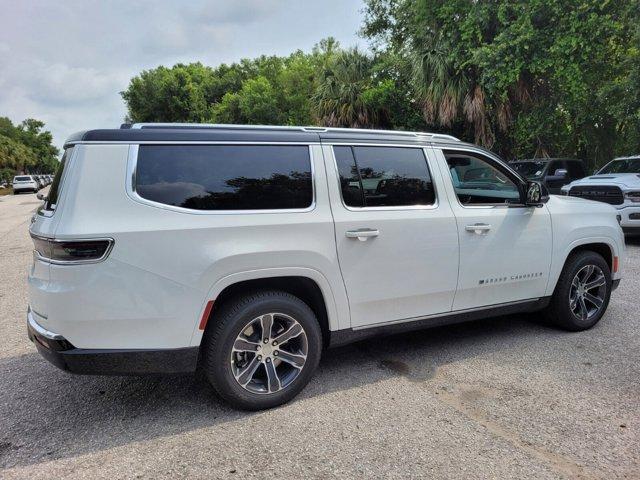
[
  {"left": 411, "top": 30, "right": 527, "bottom": 148},
  {"left": 313, "top": 48, "right": 386, "bottom": 128}
]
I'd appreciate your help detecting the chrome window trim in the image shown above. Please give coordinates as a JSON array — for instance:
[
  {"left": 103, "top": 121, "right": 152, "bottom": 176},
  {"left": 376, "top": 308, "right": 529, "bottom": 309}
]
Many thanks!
[
  {"left": 328, "top": 144, "right": 440, "bottom": 212},
  {"left": 126, "top": 143, "right": 317, "bottom": 215},
  {"left": 29, "top": 233, "right": 115, "bottom": 266},
  {"left": 437, "top": 145, "right": 529, "bottom": 210}
]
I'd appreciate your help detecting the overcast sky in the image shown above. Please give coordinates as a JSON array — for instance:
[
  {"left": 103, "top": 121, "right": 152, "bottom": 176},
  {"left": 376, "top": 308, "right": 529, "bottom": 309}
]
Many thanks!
[{"left": 0, "top": 0, "right": 364, "bottom": 149}]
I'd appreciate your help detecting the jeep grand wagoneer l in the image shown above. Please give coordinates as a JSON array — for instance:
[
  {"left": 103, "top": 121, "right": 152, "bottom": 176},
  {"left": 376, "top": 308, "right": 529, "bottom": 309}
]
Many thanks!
[{"left": 28, "top": 124, "right": 624, "bottom": 410}]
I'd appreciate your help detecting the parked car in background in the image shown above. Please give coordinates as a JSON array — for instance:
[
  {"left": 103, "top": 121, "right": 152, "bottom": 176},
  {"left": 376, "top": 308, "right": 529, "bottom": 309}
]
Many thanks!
[
  {"left": 28, "top": 124, "right": 624, "bottom": 410},
  {"left": 562, "top": 155, "right": 640, "bottom": 235},
  {"left": 510, "top": 158, "right": 587, "bottom": 194},
  {"left": 12, "top": 175, "right": 39, "bottom": 193}
]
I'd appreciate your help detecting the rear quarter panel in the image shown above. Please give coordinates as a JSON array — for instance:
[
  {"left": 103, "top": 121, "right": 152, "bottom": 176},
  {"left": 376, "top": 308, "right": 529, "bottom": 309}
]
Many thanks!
[{"left": 43, "top": 143, "right": 346, "bottom": 349}]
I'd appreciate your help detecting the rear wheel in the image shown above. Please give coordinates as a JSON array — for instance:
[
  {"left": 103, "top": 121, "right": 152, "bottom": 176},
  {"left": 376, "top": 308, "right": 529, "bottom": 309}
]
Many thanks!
[
  {"left": 545, "top": 251, "right": 611, "bottom": 331},
  {"left": 201, "top": 290, "right": 322, "bottom": 410}
]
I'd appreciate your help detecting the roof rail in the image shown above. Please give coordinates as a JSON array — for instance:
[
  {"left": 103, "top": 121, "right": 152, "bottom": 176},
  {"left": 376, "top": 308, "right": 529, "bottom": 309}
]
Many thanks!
[{"left": 128, "top": 123, "right": 460, "bottom": 141}]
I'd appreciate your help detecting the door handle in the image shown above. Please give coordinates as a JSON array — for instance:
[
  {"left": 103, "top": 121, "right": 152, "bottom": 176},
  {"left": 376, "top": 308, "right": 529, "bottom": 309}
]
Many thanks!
[
  {"left": 346, "top": 228, "right": 379, "bottom": 242},
  {"left": 465, "top": 223, "right": 492, "bottom": 235}
]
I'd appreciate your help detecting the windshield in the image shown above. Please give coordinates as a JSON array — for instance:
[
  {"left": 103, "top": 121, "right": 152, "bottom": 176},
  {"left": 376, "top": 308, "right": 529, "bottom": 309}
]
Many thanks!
[
  {"left": 511, "top": 161, "right": 547, "bottom": 179},
  {"left": 598, "top": 158, "right": 640, "bottom": 174}
]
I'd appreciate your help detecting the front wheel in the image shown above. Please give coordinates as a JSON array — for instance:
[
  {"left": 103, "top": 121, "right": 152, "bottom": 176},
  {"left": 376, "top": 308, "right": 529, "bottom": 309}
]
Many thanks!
[
  {"left": 201, "top": 290, "right": 322, "bottom": 410},
  {"left": 545, "top": 251, "right": 612, "bottom": 331}
]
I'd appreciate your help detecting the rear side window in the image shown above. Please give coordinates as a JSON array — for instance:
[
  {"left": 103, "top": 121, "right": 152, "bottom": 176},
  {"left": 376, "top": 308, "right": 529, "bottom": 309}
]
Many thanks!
[
  {"left": 135, "top": 145, "right": 313, "bottom": 211},
  {"left": 45, "top": 147, "right": 72, "bottom": 211},
  {"left": 333, "top": 146, "right": 435, "bottom": 208}
]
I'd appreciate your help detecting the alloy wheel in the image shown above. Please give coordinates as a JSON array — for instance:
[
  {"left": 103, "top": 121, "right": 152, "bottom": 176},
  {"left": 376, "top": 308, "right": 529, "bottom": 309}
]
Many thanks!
[
  {"left": 230, "top": 313, "right": 308, "bottom": 394},
  {"left": 569, "top": 264, "right": 607, "bottom": 322}
]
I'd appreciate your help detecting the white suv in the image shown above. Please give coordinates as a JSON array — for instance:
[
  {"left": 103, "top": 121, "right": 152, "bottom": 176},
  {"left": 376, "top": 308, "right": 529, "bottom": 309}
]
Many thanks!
[{"left": 28, "top": 124, "right": 624, "bottom": 410}]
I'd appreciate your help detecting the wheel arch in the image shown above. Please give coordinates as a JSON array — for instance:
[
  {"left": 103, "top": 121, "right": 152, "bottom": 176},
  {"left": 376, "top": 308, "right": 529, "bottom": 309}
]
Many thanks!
[
  {"left": 190, "top": 268, "right": 344, "bottom": 348},
  {"left": 546, "top": 238, "right": 618, "bottom": 296}
]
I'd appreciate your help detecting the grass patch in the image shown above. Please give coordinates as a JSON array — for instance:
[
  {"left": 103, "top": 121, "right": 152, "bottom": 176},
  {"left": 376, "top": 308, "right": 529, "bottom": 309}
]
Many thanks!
[{"left": 0, "top": 187, "right": 13, "bottom": 196}]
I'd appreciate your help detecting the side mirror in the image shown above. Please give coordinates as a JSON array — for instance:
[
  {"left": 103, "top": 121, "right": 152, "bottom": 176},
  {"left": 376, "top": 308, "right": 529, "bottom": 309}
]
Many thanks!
[
  {"left": 553, "top": 168, "right": 568, "bottom": 179},
  {"left": 526, "top": 181, "right": 549, "bottom": 206},
  {"left": 36, "top": 193, "right": 46, "bottom": 201}
]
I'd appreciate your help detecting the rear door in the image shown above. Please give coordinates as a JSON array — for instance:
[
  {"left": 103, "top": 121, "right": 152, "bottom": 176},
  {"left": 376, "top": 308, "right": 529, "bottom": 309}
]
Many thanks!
[
  {"left": 324, "top": 144, "right": 459, "bottom": 328},
  {"left": 430, "top": 147, "right": 552, "bottom": 311}
]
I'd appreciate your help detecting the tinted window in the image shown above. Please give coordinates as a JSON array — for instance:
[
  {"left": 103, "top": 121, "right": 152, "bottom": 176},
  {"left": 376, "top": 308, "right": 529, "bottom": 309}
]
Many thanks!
[
  {"left": 445, "top": 151, "right": 520, "bottom": 205},
  {"left": 565, "top": 161, "right": 586, "bottom": 179},
  {"left": 14, "top": 176, "right": 31, "bottom": 181},
  {"left": 45, "top": 147, "right": 72, "bottom": 211},
  {"left": 511, "top": 161, "right": 546, "bottom": 179},
  {"left": 547, "top": 160, "right": 565, "bottom": 176},
  {"left": 334, "top": 146, "right": 364, "bottom": 207},
  {"left": 334, "top": 146, "right": 435, "bottom": 207},
  {"left": 135, "top": 145, "right": 312, "bottom": 210}
]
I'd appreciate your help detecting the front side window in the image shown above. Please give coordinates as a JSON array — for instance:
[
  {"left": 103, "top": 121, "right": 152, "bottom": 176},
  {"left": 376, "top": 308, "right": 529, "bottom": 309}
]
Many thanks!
[
  {"left": 334, "top": 146, "right": 435, "bottom": 208},
  {"left": 135, "top": 145, "right": 313, "bottom": 210},
  {"left": 445, "top": 151, "right": 521, "bottom": 205},
  {"left": 566, "top": 161, "right": 586, "bottom": 179},
  {"left": 547, "top": 160, "right": 565, "bottom": 176}
]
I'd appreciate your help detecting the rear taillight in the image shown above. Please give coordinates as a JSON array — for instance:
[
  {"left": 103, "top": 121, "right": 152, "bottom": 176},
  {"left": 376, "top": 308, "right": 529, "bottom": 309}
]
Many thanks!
[{"left": 31, "top": 234, "right": 113, "bottom": 264}]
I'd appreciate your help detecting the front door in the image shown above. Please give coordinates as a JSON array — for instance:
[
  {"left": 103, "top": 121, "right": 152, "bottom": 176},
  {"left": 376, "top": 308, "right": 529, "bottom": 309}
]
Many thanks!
[
  {"left": 324, "top": 144, "right": 459, "bottom": 328},
  {"left": 430, "top": 147, "right": 552, "bottom": 311}
]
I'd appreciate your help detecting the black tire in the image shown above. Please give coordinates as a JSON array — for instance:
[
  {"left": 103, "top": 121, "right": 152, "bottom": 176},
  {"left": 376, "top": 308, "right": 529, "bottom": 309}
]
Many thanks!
[
  {"left": 545, "top": 251, "right": 612, "bottom": 331},
  {"left": 201, "top": 290, "right": 322, "bottom": 410}
]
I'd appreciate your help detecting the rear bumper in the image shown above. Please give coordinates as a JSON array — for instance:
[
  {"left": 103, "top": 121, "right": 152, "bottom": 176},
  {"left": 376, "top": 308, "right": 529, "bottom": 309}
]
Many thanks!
[{"left": 27, "top": 308, "right": 199, "bottom": 375}]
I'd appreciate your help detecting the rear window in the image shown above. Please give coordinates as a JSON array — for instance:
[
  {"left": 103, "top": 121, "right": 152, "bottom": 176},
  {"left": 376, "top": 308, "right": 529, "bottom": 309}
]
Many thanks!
[
  {"left": 45, "top": 147, "right": 72, "bottom": 211},
  {"left": 14, "top": 176, "right": 32, "bottom": 181},
  {"left": 135, "top": 145, "right": 313, "bottom": 211},
  {"left": 333, "top": 146, "right": 435, "bottom": 207}
]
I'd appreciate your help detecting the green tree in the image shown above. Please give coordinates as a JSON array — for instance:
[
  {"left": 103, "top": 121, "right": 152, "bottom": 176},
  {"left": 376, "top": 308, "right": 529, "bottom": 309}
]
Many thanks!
[
  {"left": 121, "top": 63, "right": 215, "bottom": 122},
  {"left": 313, "top": 48, "right": 390, "bottom": 128},
  {"left": 362, "top": 0, "right": 640, "bottom": 167},
  {"left": 0, "top": 117, "right": 58, "bottom": 175}
]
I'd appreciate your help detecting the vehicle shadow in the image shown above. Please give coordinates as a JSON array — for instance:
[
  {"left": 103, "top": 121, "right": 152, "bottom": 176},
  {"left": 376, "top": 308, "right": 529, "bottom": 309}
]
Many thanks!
[{"left": 0, "top": 313, "right": 572, "bottom": 469}]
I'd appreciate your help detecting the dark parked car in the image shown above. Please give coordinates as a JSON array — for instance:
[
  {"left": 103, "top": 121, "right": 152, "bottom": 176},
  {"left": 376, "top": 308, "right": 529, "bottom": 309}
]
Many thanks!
[{"left": 510, "top": 158, "right": 587, "bottom": 194}]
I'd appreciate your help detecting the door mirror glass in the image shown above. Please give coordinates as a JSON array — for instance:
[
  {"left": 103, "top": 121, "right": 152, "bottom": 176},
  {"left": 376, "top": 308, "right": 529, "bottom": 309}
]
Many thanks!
[{"left": 526, "top": 181, "right": 549, "bottom": 206}]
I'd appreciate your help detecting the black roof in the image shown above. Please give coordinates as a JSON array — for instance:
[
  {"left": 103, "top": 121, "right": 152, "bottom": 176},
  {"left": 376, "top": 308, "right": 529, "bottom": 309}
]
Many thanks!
[{"left": 64, "top": 124, "right": 464, "bottom": 148}]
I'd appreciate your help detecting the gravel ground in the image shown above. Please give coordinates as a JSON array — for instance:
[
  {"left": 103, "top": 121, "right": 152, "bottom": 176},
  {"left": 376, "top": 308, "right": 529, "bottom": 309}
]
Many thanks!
[{"left": 0, "top": 192, "right": 638, "bottom": 479}]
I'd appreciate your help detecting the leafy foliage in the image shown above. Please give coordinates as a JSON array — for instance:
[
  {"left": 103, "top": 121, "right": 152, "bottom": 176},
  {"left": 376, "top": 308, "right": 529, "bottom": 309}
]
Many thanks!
[
  {"left": 362, "top": 0, "right": 640, "bottom": 168},
  {"left": 0, "top": 117, "right": 59, "bottom": 183}
]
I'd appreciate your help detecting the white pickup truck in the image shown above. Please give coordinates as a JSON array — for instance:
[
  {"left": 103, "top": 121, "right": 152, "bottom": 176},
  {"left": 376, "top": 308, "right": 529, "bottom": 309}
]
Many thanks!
[
  {"left": 28, "top": 124, "right": 625, "bottom": 409},
  {"left": 562, "top": 155, "right": 640, "bottom": 235}
]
